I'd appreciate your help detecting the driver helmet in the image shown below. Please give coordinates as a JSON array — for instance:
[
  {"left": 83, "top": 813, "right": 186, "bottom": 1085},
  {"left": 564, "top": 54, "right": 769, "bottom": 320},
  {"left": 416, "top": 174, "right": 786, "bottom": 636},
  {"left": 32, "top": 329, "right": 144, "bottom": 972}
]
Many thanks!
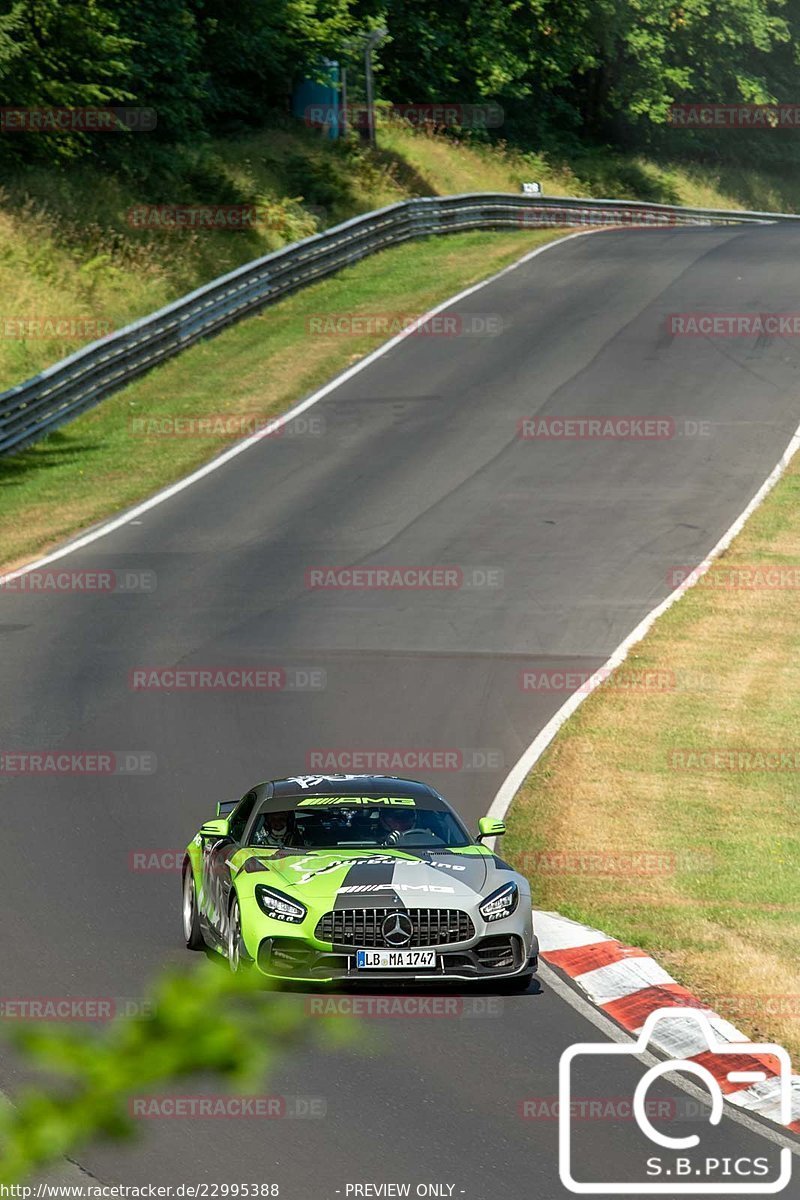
[
  {"left": 379, "top": 808, "right": 416, "bottom": 835},
  {"left": 256, "top": 810, "right": 291, "bottom": 845}
]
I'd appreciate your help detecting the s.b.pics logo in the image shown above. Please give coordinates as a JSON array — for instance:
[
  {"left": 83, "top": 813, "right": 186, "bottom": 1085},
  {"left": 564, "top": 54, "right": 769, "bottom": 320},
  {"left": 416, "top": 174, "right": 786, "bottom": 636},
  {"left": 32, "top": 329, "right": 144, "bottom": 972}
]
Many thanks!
[{"left": 559, "top": 1009, "right": 793, "bottom": 1194}]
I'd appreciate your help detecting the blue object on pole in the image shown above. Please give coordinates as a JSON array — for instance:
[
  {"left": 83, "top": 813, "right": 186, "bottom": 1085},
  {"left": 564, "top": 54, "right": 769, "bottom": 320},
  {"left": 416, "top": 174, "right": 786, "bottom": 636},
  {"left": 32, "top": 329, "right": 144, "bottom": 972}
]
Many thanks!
[{"left": 292, "top": 61, "right": 341, "bottom": 139}]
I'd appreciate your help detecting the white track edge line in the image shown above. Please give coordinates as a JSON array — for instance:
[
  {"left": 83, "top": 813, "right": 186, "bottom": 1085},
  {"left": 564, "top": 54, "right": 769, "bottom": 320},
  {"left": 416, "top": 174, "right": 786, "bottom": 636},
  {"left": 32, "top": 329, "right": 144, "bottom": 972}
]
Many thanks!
[
  {"left": 538, "top": 962, "right": 800, "bottom": 1155},
  {"left": 0, "top": 221, "right": 793, "bottom": 1168},
  {"left": 539, "top": 924, "right": 800, "bottom": 1139},
  {"left": 488, "top": 419, "right": 800, "bottom": 822},
  {"left": 0, "top": 226, "right": 599, "bottom": 1182},
  {"left": 493, "top": 419, "right": 800, "bottom": 1140},
  {"left": 0, "top": 228, "right": 596, "bottom": 586}
]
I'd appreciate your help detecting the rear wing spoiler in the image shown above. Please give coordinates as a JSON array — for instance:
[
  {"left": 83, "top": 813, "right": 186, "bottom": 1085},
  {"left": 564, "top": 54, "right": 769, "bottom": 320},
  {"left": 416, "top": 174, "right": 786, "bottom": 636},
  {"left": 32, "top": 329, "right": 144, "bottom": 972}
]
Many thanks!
[{"left": 216, "top": 799, "right": 238, "bottom": 818}]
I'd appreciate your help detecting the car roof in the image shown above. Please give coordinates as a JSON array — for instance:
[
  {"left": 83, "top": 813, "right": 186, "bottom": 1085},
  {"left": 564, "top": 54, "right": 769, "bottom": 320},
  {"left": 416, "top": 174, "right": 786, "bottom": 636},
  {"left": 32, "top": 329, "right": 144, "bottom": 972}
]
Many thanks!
[{"left": 251, "top": 774, "right": 450, "bottom": 812}]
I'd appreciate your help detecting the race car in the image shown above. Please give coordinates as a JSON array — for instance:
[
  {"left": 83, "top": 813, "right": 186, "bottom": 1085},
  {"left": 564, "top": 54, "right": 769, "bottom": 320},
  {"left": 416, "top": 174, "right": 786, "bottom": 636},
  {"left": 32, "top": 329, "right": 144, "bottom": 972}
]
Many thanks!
[{"left": 182, "top": 774, "right": 539, "bottom": 988}]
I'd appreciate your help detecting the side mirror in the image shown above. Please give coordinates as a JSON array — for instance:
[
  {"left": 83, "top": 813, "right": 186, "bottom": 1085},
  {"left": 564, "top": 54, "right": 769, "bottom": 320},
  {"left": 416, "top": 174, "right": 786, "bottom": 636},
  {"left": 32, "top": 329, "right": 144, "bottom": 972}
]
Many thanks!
[
  {"left": 477, "top": 816, "right": 506, "bottom": 841},
  {"left": 216, "top": 799, "right": 238, "bottom": 818},
  {"left": 199, "top": 817, "right": 231, "bottom": 839}
]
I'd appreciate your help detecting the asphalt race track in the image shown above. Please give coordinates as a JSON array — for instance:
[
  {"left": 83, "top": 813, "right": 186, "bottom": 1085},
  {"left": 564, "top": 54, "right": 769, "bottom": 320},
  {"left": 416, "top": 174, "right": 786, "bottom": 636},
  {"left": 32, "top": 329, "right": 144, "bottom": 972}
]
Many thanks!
[{"left": 2, "top": 225, "right": 800, "bottom": 1198}]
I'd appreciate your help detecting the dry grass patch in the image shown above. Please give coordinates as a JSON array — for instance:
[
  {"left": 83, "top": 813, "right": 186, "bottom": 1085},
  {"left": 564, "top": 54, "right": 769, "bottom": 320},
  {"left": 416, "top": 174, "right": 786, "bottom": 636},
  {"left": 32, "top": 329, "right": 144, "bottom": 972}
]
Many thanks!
[{"left": 505, "top": 458, "right": 800, "bottom": 1057}]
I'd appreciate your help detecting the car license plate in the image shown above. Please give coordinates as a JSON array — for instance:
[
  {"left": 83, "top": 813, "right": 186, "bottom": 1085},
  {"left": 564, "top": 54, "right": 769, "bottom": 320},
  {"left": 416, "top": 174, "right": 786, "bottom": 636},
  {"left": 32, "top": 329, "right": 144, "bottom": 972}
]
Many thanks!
[{"left": 356, "top": 949, "right": 437, "bottom": 969}]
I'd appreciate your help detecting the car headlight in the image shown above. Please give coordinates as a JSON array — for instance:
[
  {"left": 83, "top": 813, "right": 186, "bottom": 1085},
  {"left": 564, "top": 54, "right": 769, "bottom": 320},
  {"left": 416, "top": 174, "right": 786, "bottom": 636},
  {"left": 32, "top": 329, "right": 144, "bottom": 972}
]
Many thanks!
[
  {"left": 479, "top": 882, "right": 518, "bottom": 922},
  {"left": 254, "top": 885, "right": 307, "bottom": 924}
]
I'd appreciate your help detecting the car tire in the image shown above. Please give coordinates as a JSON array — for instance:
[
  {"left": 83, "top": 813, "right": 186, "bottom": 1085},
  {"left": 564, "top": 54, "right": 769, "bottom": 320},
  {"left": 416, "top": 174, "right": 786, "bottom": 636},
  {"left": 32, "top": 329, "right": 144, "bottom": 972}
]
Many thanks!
[
  {"left": 182, "top": 866, "right": 205, "bottom": 950},
  {"left": 227, "top": 895, "right": 250, "bottom": 972}
]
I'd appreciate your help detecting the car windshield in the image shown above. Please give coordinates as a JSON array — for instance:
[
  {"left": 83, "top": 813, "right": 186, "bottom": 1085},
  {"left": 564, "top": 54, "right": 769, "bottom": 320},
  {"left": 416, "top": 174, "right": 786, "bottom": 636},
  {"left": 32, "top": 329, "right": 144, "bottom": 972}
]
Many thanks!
[{"left": 247, "top": 804, "right": 472, "bottom": 850}]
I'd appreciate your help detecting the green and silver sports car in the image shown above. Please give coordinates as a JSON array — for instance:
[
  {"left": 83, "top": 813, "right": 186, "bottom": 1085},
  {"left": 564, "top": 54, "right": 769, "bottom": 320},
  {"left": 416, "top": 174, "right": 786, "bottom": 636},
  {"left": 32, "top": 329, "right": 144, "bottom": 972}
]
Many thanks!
[{"left": 182, "top": 774, "right": 539, "bottom": 988}]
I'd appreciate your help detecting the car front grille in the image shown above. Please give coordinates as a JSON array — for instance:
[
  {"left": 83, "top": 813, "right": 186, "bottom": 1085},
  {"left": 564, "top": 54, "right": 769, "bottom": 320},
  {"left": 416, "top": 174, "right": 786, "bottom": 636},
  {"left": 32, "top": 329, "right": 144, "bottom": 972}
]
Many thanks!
[{"left": 316, "top": 908, "right": 475, "bottom": 948}]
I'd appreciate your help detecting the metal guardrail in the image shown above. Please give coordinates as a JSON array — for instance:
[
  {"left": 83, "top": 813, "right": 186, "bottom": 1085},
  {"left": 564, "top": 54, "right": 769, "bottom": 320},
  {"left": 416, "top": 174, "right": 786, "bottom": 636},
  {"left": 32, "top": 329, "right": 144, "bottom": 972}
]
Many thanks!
[{"left": 2, "top": 191, "right": 798, "bottom": 456}]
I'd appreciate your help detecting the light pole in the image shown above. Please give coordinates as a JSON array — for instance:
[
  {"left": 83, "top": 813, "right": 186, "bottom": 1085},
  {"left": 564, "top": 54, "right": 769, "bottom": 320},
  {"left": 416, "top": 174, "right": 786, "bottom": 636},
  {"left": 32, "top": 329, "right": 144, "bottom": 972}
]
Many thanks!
[
  {"left": 363, "top": 28, "right": 387, "bottom": 148},
  {"left": 340, "top": 64, "right": 348, "bottom": 137},
  {"left": 339, "top": 36, "right": 359, "bottom": 139}
]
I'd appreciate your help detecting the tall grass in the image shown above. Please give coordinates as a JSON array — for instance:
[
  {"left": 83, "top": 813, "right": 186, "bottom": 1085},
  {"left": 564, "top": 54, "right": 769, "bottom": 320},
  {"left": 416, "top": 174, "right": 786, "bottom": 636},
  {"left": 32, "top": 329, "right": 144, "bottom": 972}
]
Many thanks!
[{"left": 2, "top": 112, "right": 799, "bottom": 391}]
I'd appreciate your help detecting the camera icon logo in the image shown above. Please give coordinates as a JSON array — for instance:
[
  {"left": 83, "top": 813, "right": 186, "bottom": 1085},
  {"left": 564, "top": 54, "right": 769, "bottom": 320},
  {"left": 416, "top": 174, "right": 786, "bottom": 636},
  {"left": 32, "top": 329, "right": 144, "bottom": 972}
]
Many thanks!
[{"left": 559, "top": 1007, "right": 793, "bottom": 1194}]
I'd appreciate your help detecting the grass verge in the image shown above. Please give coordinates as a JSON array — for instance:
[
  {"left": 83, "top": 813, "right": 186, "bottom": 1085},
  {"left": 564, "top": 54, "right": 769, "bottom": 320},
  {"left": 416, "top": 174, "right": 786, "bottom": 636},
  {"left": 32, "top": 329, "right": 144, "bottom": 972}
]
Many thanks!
[
  {"left": 504, "top": 448, "right": 800, "bottom": 1058},
  {"left": 0, "top": 227, "right": 565, "bottom": 573},
  {"left": 5, "top": 111, "right": 800, "bottom": 391}
]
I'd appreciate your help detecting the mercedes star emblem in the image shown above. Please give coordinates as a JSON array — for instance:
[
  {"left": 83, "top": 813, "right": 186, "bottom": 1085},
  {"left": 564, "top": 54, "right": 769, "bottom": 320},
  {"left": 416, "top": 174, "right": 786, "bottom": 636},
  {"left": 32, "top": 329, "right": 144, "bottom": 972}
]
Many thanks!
[{"left": 381, "top": 911, "right": 414, "bottom": 947}]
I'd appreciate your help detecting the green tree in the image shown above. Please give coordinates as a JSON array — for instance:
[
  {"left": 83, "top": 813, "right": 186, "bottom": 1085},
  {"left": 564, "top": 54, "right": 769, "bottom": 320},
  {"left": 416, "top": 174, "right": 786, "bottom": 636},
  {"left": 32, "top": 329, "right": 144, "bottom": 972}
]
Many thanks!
[
  {"left": 553, "top": 0, "right": 790, "bottom": 137},
  {"left": 191, "top": 0, "right": 356, "bottom": 127},
  {"left": 364, "top": 0, "right": 541, "bottom": 101},
  {"left": 113, "top": 0, "right": 206, "bottom": 144},
  {"left": 0, "top": 0, "right": 134, "bottom": 164}
]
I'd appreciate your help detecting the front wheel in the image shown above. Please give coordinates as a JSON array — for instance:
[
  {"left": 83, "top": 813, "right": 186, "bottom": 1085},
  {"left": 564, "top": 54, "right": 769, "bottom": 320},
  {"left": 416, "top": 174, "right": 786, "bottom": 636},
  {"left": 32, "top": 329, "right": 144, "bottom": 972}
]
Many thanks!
[
  {"left": 182, "top": 867, "right": 205, "bottom": 950},
  {"left": 227, "top": 895, "right": 250, "bottom": 972}
]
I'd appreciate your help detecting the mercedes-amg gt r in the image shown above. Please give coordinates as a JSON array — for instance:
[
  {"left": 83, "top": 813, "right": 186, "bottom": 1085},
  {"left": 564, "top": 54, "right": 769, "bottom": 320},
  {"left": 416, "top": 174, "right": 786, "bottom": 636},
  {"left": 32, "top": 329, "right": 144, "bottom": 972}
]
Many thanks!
[{"left": 182, "top": 774, "right": 538, "bottom": 988}]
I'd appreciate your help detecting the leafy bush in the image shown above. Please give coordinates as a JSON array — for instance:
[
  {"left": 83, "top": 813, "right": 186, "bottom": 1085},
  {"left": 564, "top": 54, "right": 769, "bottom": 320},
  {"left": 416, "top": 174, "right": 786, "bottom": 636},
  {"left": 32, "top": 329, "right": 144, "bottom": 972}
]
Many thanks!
[{"left": 0, "top": 960, "right": 348, "bottom": 1184}]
